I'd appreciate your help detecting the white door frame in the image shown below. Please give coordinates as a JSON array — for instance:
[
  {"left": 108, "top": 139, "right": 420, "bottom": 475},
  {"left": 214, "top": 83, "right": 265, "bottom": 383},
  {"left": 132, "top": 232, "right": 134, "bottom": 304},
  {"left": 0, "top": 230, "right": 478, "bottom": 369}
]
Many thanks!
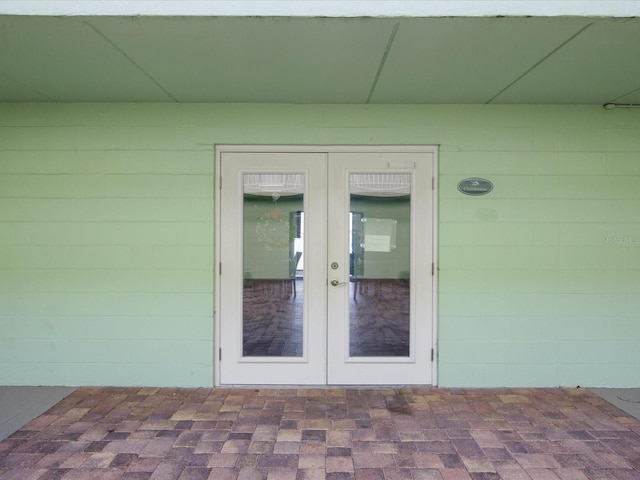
[{"left": 214, "top": 145, "right": 439, "bottom": 386}]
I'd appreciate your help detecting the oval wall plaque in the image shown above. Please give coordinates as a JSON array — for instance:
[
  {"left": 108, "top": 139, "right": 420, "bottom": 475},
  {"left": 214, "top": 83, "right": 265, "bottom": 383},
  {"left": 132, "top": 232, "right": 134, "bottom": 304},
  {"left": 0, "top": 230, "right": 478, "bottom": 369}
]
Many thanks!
[{"left": 457, "top": 177, "right": 493, "bottom": 196}]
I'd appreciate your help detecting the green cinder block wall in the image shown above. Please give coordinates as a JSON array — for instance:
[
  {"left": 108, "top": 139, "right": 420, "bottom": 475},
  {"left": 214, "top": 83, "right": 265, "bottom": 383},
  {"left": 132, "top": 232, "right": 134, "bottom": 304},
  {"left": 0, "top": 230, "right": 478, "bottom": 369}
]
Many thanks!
[{"left": 0, "top": 103, "right": 638, "bottom": 387}]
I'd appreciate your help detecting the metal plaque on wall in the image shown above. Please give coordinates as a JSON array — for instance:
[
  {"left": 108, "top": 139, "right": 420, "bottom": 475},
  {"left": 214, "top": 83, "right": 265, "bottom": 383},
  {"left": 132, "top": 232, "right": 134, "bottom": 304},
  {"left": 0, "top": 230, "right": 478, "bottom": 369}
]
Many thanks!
[{"left": 457, "top": 177, "right": 493, "bottom": 196}]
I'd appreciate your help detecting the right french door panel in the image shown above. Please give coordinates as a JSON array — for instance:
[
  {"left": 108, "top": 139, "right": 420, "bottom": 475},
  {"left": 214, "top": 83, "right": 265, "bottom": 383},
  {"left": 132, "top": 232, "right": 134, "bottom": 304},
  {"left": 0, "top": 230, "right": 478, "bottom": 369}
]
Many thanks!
[{"left": 326, "top": 151, "right": 434, "bottom": 385}]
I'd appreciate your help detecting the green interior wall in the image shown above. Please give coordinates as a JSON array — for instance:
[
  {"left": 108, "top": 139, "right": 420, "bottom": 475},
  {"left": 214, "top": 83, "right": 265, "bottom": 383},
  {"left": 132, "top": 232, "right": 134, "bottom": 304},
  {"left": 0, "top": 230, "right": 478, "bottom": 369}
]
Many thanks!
[
  {"left": 242, "top": 194, "right": 409, "bottom": 285},
  {"left": 243, "top": 194, "right": 303, "bottom": 280},
  {"left": 351, "top": 195, "right": 410, "bottom": 280},
  {"left": 0, "top": 103, "right": 638, "bottom": 387}
]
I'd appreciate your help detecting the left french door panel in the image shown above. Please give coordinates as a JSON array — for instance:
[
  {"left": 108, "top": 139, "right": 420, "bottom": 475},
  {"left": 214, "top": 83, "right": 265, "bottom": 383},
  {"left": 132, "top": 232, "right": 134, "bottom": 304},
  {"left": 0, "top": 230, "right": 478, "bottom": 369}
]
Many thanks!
[{"left": 218, "top": 152, "right": 327, "bottom": 385}]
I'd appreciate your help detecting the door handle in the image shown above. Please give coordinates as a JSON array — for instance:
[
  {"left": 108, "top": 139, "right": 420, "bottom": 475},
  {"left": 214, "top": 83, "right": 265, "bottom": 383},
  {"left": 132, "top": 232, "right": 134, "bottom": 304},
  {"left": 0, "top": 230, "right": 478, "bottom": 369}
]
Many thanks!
[{"left": 330, "top": 280, "right": 347, "bottom": 286}]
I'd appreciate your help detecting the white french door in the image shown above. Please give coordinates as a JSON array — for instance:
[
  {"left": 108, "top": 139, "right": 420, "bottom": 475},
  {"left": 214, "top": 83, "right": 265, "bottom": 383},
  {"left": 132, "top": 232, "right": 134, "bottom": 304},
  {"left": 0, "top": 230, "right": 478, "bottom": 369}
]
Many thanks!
[
  {"left": 217, "top": 147, "right": 436, "bottom": 385},
  {"left": 219, "top": 152, "right": 327, "bottom": 385}
]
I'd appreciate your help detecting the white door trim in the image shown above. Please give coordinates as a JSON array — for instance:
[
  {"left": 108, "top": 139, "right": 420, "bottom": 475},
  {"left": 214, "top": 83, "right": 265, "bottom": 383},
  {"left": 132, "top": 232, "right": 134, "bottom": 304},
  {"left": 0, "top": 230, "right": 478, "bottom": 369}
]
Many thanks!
[{"left": 214, "top": 145, "right": 439, "bottom": 386}]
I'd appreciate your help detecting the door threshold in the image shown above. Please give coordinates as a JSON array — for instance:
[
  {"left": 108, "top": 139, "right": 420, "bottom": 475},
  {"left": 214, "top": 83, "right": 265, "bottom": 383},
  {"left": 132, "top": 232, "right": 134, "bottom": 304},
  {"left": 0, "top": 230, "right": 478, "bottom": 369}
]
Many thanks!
[{"left": 217, "top": 384, "right": 435, "bottom": 389}]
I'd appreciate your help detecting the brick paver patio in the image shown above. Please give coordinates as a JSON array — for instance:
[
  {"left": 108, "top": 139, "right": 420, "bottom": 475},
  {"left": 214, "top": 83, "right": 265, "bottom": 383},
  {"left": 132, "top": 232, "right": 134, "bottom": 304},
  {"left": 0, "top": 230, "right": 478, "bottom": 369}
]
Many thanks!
[{"left": 1, "top": 387, "right": 639, "bottom": 479}]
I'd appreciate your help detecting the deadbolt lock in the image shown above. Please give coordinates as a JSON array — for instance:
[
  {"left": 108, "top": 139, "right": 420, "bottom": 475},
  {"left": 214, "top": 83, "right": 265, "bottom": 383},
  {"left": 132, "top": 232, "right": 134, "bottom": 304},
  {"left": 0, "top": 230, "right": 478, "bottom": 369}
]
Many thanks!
[{"left": 330, "top": 262, "right": 339, "bottom": 270}]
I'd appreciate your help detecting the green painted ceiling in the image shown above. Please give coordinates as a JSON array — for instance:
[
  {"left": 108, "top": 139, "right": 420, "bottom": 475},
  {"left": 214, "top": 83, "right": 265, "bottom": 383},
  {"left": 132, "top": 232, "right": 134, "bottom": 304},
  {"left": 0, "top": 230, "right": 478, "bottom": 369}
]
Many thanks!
[{"left": 1, "top": 15, "right": 639, "bottom": 104}]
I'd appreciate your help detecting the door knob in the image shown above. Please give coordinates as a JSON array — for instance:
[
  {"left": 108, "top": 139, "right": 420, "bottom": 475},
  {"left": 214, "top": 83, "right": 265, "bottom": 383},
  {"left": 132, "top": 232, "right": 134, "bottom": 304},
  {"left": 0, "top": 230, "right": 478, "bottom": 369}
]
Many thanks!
[{"left": 330, "top": 280, "right": 347, "bottom": 286}]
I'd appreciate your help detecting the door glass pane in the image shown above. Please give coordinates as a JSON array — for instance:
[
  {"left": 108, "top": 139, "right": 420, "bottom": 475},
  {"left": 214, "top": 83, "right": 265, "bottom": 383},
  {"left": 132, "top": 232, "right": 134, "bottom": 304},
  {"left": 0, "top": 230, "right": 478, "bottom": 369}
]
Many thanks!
[
  {"left": 242, "top": 173, "right": 304, "bottom": 357},
  {"left": 349, "top": 173, "right": 411, "bottom": 357}
]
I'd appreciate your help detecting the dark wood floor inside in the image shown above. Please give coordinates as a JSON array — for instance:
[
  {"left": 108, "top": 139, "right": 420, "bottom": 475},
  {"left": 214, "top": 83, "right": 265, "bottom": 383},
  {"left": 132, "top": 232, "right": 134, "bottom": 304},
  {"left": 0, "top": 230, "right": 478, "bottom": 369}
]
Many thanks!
[{"left": 242, "top": 279, "right": 409, "bottom": 358}]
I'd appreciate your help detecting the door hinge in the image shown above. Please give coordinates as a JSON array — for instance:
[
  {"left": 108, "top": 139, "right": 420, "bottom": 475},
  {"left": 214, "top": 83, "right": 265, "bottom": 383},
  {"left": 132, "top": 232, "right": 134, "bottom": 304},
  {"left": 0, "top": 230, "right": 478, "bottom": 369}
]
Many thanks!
[
  {"left": 219, "top": 176, "right": 222, "bottom": 190},
  {"left": 431, "top": 348, "right": 435, "bottom": 362},
  {"left": 219, "top": 348, "right": 222, "bottom": 361},
  {"left": 219, "top": 262, "right": 222, "bottom": 275},
  {"left": 431, "top": 263, "right": 435, "bottom": 276}
]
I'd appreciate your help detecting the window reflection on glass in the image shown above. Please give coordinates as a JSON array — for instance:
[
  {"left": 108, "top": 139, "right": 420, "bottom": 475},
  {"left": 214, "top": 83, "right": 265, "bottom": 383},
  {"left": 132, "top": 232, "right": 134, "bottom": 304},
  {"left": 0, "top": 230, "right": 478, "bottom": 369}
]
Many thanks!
[
  {"left": 349, "top": 173, "right": 411, "bottom": 357},
  {"left": 242, "top": 173, "right": 304, "bottom": 357}
]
